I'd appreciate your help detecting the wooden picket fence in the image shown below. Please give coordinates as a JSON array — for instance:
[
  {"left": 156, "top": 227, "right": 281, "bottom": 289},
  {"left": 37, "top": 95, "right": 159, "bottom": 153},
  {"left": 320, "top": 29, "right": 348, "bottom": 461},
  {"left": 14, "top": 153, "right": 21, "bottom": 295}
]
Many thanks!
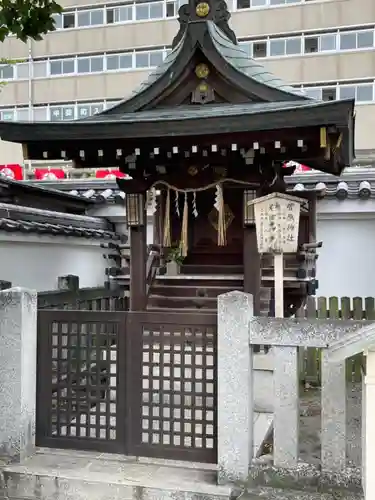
[{"left": 297, "top": 296, "right": 373, "bottom": 385}]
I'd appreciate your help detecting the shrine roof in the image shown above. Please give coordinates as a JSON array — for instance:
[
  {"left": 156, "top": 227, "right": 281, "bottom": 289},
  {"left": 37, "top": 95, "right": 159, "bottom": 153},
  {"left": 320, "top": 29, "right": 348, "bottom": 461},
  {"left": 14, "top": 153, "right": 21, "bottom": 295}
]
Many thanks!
[
  {"left": 100, "top": 20, "right": 306, "bottom": 114},
  {"left": 206, "top": 22, "right": 304, "bottom": 98},
  {"left": 0, "top": 99, "right": 354, "bottom": 143}
]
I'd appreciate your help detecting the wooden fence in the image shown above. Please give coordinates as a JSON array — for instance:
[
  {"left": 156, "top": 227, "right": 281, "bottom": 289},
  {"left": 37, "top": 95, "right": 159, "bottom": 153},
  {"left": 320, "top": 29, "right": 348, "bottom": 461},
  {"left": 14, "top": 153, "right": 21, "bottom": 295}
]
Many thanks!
[
  {"left": 297, "top": 296, "right": 372, "bottom": 385},
  {"left": 37, "top": 286, "right": 129, "bottom": 311}
]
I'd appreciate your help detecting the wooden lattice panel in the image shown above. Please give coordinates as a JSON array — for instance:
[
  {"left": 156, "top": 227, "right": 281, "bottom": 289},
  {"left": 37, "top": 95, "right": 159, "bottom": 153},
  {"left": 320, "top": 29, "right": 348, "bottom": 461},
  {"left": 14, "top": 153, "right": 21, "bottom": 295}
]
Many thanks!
[
  {"left": 37, "top": 311, "right": 124, "bottom": 453},
  {"left": 137, "top": 315, "right": 217, "bottom": 463}
]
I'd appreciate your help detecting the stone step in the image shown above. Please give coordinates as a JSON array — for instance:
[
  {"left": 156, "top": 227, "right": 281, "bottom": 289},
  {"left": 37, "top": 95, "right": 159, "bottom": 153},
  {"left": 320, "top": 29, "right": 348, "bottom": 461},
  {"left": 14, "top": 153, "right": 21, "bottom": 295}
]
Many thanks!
[
  {"left": 147, "top": 295, "right": 272, "bottom": 310},
  {"left": 239, "top": 486, "right": 363, "bottom": 499},
  {"left": 147, "top": 306, "right": 217, "bottom": 314},
  {"left": 2, "top": 449, "right": 232, "bottom": 500},
  {"left": 150, "top": 284, "right": 244, "bottom": 298},
  {"left": 180, "top": 264, "right": 244, "bottom": 275},
  {"left": 148, "top": 295, "right": 218, "bottom": 309},
  {"left": 150, "top": 284, "right": 272, "bottom": 299},
  {"left": 155, "top": 274, "right": 244, "bottom": 288}
]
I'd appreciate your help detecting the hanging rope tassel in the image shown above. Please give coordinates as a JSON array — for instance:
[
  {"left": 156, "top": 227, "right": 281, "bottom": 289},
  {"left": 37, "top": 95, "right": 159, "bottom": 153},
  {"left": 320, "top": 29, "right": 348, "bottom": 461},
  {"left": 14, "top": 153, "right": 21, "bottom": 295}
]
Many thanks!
[
  {"left": 217, "top": 184, "right": 227, "bottom": 247},
  {"left": 180, "top": 192, "right": 189, "bottom": 257},
  {"left": 163, "top": 188, "right": 172, "bottom": 247}
]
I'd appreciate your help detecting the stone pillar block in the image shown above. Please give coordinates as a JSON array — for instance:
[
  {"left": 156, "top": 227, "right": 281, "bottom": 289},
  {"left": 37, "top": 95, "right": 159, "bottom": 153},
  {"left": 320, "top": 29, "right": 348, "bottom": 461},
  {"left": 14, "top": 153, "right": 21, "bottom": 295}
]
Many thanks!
[
  {"left": 217, "top": 291, "right": 253, "bottom": 484},
  {"left": 273, "top": 346, "right": 299, "bottom": 468},
  {"left": 321, "top": 349, "right": 346, "bottom": 472},
  {"left": 0, "top": 288, "right": 37, "bottom": 462}
]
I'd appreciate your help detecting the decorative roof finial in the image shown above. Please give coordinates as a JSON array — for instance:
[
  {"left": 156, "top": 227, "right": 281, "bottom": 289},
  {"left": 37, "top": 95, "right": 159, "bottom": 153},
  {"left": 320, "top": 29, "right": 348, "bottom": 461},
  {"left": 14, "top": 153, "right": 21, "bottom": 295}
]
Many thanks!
[{"left": 172, "top": 0, "right": 237, "bottom": 49}]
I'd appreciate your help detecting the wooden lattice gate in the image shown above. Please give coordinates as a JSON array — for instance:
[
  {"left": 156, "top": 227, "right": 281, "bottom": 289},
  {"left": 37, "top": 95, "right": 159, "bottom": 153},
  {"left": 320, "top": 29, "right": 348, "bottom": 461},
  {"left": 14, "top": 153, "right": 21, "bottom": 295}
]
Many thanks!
[
  {"left": 127, "top": 311, "right": 217, "bottom": 463},
  {"left": 36, "top": 309, "right": 217, "bottom": 463}
]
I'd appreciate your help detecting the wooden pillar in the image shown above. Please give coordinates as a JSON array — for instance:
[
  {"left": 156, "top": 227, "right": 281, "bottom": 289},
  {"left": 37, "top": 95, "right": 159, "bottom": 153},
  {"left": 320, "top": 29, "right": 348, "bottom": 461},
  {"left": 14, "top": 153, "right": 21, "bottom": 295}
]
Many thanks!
[
  {"left": 129, "top": 198, "right": 147, "bottom": 310},
  {"left": 153, "top": 194, "right": 161, "bottom": 246},
  {"left": 243, "top": 227, "right": 261, "bottom": 315},
  {"left": 308, "top": 194, "right": 317, "bottom": 243},
  {"left": 130, "top": 226, "right": 147, "bottom": 310}
]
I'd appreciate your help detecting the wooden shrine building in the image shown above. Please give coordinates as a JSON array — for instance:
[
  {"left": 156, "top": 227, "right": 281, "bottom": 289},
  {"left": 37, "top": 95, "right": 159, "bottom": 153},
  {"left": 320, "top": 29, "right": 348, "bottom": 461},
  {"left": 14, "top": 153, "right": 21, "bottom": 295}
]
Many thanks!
[{"left": 0, "top": 0, "right": 355, "bottom": 316}]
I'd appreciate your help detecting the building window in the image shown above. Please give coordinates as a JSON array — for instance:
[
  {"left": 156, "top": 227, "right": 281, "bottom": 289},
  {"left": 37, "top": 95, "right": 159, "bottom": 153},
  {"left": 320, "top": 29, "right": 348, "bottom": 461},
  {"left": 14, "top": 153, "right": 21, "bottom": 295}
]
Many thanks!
[
  {"left": 338, "top": 85, "right": 356, "bottom": 100},
  {"left": 33, "top": 107, "right": 48, "bottom": 121},
  {"left": 77, "top": 9, "right": 104, "bottom": 27},
  {"left": 322, "top": 87, "right": 337, "bottom": 101},
  {"left": 303, "top": 87, "right": 322, "bottom": 99},
  {"left": 77, "top": 56, "right": 104, "bottom": 74},
  {"left": 50, "top": 105, "right": 75, "bottom": 121},
  {"left": 0, "top": 109, "right": 15, "bottom": 120},
  {"left": 304, "top": 37, "right": 318, "bottom": 53},
  {"left": 340, "top": 30, "right": 374, "bottom": 50},
  {"left": 357, "top": 30, "right": 374, "bottom": 48},
  {"left": 16, "top": 62, "right": 30, "bottom": 79},
  {"left": 340, "top": 32, "right": 357, "bottom": 50},
  {"left": 269, "top": 39, "right": 284, "bottom": 56},
  {"left": 356, "top": 84, "right": 373, "bottom": 102},
  {"left": 166, "top": 2, "right": 176, "bottom": 16},
  {"left": 319, "top": 33, "right": 337, "bottom": 51},
  {"left": 33, "top": 61, "right": 48, "bottom": 78},
  {"left": 269, "top": 37, "right": 301, "bottom": 56},
  {"left": 62, "top": 12, "right": 75, "bottom": 29},
  {"left": 107, "top": 5, "right": 133, "bottom": 23},
  {"left": 50, "top": 58, "right": 75, "bottom": 76},
  {"left": 77, "top": 103, "right": 104, "bottom": 118},
  {"left": 252, "top": 41, "right": 267, "bottom": 58},
  {"left": 0, "top": 65, "right": 14, "bottom": 80},
  {"left": 286, "top": 37, "right": 301, "bottom": 54},
  {"left": 135, "top": 50, "right": 164, "bottom": 68},
  {"left": 135, "top": 2, "right": 163, "bottom": 21},
  {"left": 237, "top": 0, "right": 251, "bottom": 8},
  {"left": 52, "top": 13, "right": 63, "bottom": 29},
  {"left": 107, "top": 53, "right": 133, "bottom": 71}
]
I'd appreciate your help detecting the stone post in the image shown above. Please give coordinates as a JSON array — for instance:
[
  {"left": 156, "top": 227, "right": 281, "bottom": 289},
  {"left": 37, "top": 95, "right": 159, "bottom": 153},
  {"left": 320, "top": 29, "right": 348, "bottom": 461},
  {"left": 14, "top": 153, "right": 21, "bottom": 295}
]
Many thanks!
[
  {"left": 364, "top": 349, "right": 375, "bottom": 500},
  {"left": 321, "top": 349, "right": 346, "bottom": 471},
  {"left": 273, "top": 345, "right": 299, "bottom": 468},
  {"left": 0, "top": 288, "right": 37, "bottom": 462},
  {"left": 217, "top": 290, "right": 253, "bottom": 484}
]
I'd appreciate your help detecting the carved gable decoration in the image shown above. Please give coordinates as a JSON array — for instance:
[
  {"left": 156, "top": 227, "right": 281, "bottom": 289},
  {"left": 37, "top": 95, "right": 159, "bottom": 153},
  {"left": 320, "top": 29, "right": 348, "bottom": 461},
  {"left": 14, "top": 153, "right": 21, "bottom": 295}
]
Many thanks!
[{"left": 191, "top": 82, "right": 215, "bottom": 104}]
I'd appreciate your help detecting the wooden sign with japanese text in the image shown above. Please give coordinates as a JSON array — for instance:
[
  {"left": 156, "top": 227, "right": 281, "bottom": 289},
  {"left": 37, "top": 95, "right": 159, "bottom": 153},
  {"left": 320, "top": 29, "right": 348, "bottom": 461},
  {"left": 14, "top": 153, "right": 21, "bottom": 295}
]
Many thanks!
[{"left": 248, "top": 192, "right": 304, "bottom": 254}]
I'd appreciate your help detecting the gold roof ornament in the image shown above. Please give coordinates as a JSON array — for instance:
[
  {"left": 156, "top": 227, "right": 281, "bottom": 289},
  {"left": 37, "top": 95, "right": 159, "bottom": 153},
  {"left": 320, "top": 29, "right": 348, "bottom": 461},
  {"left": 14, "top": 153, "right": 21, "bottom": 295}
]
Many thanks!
[
  {"left": 195, "top": 63, "right": 210, "bottom": 79},
  {"left": 196, "top": 2, "right": 210, "bottom": 17}
]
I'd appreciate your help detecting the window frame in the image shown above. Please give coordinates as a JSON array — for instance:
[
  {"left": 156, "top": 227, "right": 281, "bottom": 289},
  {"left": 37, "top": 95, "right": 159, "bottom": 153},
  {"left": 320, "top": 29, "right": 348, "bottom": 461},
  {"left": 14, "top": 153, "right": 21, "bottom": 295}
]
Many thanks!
[{"left": 76, "top": 8, "right": 105, "bottom": 28}]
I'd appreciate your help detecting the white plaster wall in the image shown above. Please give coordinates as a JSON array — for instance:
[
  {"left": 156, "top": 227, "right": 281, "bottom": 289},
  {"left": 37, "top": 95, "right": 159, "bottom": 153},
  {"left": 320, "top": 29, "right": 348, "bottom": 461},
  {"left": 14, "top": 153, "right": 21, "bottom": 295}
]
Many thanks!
[
  {"left": 0, "top": 234, "right": 107, "bottom": 291},
  {"left": 87, "top": 204, "right": 154, "bottom": 243},
  {"left": 316, "top": 213, "right": 375, "bottom": 299}
]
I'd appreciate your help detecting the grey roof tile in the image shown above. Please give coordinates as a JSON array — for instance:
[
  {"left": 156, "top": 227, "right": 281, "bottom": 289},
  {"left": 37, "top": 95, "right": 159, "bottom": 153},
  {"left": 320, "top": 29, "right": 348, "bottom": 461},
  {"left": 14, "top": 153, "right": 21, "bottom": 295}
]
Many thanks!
[
  {"left": 207, "top": 22, "right": 307, "bottom": 99},
  {"left": 0, "top": 202, "right": 122, "bottom": 239},
  {"left": 28, "top": 169, "right": 375, "bottom": 201},
  {"left": 87, "top": 100, "right": 327, "bottom": 124},
  {"left": 0, "top": 217, "right": 120, "bottom": 239}
]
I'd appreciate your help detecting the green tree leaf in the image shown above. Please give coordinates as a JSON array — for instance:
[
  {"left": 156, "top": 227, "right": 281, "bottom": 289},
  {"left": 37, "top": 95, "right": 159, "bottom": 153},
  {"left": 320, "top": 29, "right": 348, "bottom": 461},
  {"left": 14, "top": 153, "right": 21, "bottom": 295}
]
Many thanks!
[{"left": 0, "top": 0, "right": 62, "bottom": 42}]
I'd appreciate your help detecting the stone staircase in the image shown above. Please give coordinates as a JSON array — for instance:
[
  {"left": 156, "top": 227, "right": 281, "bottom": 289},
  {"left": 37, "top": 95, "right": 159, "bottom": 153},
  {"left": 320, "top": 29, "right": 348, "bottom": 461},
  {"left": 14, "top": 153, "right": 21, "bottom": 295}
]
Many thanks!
[{"left": 147, "top": 263, "right": 273, "bottom": 316}]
